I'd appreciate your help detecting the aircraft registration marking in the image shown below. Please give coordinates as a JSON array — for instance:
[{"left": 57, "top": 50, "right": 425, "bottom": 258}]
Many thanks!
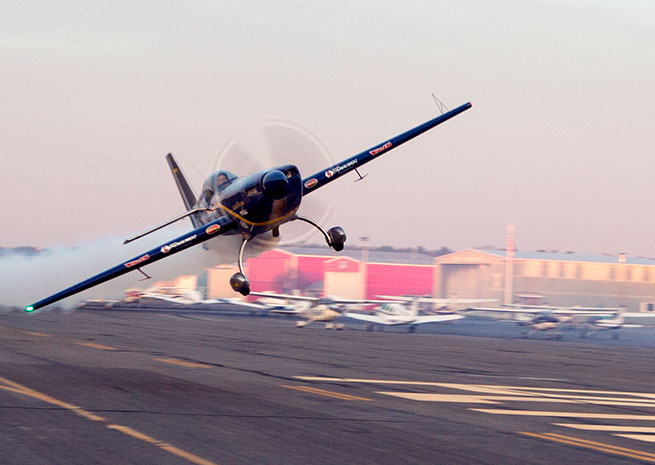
[
  {"left": 75, "top": 342, "right": 117, "bottom": 351},
  {"left": 281, "top": 384, "right": 373, "bottom": 401},
  {"left": 155, "top": 358, "right": 211, "bottom": 368},
  {"left": 0, "top": 374, "right": 218, "bottom": 465}
]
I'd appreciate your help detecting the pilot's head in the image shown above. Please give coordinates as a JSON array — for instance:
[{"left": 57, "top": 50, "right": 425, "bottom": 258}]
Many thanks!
[{"left": 216, "top": 173, "right": 232, "bottom": 192}]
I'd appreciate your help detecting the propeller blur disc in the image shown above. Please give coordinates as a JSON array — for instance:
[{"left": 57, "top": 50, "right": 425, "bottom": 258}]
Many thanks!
[{"left": 212, "top": 119, "right": 334, "bottom": 246}]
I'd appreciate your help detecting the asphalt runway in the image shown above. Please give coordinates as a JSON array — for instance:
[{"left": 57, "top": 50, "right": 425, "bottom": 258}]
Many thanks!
[{"left": 1, "top": 306, "right": 654, "bottom": 465}]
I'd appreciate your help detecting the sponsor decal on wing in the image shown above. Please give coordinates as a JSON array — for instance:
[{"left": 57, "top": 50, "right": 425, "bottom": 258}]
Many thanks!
[
  {"left": 325, "top": 159, "right": 358, "bottom": 179},
  {"left": 369, "top": 141, "right": 392, "bottom": 156},
  {"left": 160, "top": 235, "right": 197, "bottom": 253},
  {"left": 205, "top": 224, "right": 221, "bottom": 235},
  {"left": 124, "top": 254, "right": 150, "bottom": 268}
]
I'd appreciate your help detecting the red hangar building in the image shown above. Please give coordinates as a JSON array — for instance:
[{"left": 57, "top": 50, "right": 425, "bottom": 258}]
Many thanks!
[{"left": 244, "top": 246, "right": 435, "bottom": 300}]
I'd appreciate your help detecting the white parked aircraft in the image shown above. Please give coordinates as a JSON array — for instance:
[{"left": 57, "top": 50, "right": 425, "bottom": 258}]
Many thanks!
[
  {"left": 342, "top": 296, "right": 494, "bottom": 332},
  {"left": 467, "top": 305, "right": 637, "bottom": 339},
  {"left": 125, "top": 288, "right": 267, "bottom": 311},
  {"left": 250, "top": 292, "right": 395, "bottom": 329}
]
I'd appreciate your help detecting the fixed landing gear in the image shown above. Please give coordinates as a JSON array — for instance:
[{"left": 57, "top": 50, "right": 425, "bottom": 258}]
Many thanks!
[
  {"left": 293, "top": 215, "right": 346, "bottom": 252},
  {"left": 229, "top": 217, "right": 346, "bottom": 296},
  {"left": 230, "top": 236, "right": 251, "bottom": 296}
]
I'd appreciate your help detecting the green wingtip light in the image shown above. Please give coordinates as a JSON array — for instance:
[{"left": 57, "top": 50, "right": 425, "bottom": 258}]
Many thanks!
[{"left": 25, "top": 306, "right": 35, "bottom": 313}]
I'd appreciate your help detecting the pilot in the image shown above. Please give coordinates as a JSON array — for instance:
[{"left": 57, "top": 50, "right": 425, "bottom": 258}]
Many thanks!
[{"left": 216, "top": 173, "right": 229, "bottom": 191}]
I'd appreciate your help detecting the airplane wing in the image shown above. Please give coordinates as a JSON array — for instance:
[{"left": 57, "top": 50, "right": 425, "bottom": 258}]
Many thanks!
[
  {"left": 25, "top": 216, "right": 237, "bottom": 312},
  {"left": 302, "top": 102, "right": 472, "bottom": 196},
  {"left": 412, "top": 314, "right": 464, "bottom": 324},
  {"left": 466, "top": 307, "right": 544, "bottom": 314},
  {"left": 249, "top": 292, "right": 399, "bottom": 306},
  {"left": 377, "top": 295, "right": 495, "bottom": 304},
  {"left": 342, "top": 312, "right": 388, "bottom": 324},
  {"left": 249, "top": 292, "right": 319, "bottom": 302},
  {"left": 343, "top": 312, "right": 463, "bottom": 324}
]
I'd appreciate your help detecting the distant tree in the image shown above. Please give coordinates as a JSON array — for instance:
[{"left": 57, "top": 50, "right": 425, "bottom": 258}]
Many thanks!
[{"left": 432, "top": 247, "right": 453, "bottom": 257}]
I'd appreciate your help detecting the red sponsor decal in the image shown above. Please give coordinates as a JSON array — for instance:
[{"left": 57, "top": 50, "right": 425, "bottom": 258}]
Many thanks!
[
  {"left": 369, "top": 141, "right": 392, "bottom": 156},
  {"left": 206, "top": 224, "right": 221, "bottom": 235},
  {"left": 125, "top": 254, "right": 150, "bottom": 268},
  {"left": 304, "top": 178, "right": 318, "bottom": 189},
  {"left": 325, "top": 169, "right": 334, "bottom": 178}
]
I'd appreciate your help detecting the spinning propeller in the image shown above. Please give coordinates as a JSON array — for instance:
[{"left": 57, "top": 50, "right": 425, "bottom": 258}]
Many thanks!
[{"left": 211, "top": 119, "right": 335, "bottom": 247}]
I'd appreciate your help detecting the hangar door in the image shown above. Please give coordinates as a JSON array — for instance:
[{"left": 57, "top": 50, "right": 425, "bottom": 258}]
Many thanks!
[
  {"left": 324, "top": 271, "right": 363, "bottom": 300},
  {"left": 440, "top": 264, "right": 487, "bottom": 299}
]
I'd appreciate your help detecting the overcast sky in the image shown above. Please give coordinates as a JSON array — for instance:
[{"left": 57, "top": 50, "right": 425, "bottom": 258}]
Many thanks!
[{"left": 2, "top": 0, "right": 655, "bottom": 258}]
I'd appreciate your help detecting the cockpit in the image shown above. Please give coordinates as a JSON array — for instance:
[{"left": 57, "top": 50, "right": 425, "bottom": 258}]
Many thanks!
[{"left": 200, "top": 170, "right": 239, "bottom": 204}]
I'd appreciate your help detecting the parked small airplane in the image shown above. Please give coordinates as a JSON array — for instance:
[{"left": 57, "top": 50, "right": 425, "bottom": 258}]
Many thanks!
[
  {"left": 127, "top": 288, "right": 267, "bottom": 310},
  {"left": 342, "top": 296, "right": 492, "bottom": 332},
  {"left": 26, "top": 101, "right": 472, "bottom": 312},
  {"left": 250, "top": 292, "right": 395, "bottom": 329},
  {"left": 467, "top": 305, "right": 632, "bottom": 339},
  {"left": 579, "top": 309, "right": 643, "bottom": 339}
]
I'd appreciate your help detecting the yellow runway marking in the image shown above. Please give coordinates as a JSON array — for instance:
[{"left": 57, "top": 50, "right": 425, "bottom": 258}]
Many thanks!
[
  {"left": 0, "top": 375, "right": 217, "bottom": 465},
  {"left": 472, "top": 409, "right": 655, "bottom": 420},
  {"left": 155, "top": 358, "right": 211, "bottom": 368},
  {"left": 281, "top": 385, "right": 373, "bottom": 401},
  {"left": 616, "top": 434, "right": 655, "bottom": 443},
  {"left": 555, "top": 423, "right": 655, "bottom": 433},
  {"left": 75, "top": 342, "right": 117, "bottom": 351},
  {"left": 23, "top": 331, "right": 52, "bottom": 337},
  {"left": 107, "top": 425, "right": 218, "bottom": 465},
  {"left": 520, "top": 431, "right": 655, "bottom": 462}
]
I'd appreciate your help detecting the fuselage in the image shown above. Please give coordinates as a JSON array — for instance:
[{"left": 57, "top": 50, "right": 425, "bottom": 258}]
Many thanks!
[{"left": 196, "top": 165, "right": 303, "bottom": 239}]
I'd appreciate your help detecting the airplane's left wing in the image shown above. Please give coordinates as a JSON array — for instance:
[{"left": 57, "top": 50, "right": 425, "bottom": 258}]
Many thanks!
[{"left": 25, "top": 216, "right": 237, "bottom": 312}]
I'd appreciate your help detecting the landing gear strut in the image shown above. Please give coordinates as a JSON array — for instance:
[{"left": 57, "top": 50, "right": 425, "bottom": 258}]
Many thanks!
[
  {"left": 293, "top": 215, "right": 346, "bottom": 252},
  {"left": 230, "top": 236, "right": 251, "bottom": 296},
  {"left": 229, "top": 217, "right": 346, "bottom": 296}
]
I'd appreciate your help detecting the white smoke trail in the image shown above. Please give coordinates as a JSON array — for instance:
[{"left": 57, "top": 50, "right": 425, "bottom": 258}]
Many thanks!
[{"left": 0, "top": 227, "right": 224, "bottom": 311}]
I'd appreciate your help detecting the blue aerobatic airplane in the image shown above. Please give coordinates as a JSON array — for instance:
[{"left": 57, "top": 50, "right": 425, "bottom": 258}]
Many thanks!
[{"left": 25, "top": 101, "right": 472, "bottom": 312}]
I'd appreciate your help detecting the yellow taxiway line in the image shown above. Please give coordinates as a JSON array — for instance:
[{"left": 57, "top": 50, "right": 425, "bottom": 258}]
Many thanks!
[
  {"left": 155, "top": 358, "right": 211, "bottom": 368},
  {"left": 281, "top": 384, "right": 373, "bottom": 401},
  {"left": 0, "top": 375, "right": 218, "bottom": 465},
  {"left": 22, "top": 331, "right": 52, "bottom": 337},
  {"left": 520, "top": 431, "right": 655, "bottom": 463},
  {"left": 75, "top": 342, "right": 117, "bottom": 351}
]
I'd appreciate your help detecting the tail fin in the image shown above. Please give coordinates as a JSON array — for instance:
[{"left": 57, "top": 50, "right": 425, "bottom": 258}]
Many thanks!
[
  {"left": 410, "top": 297, "right": 420, "bottom": 318},
  {"left": 166, "top": 153, "right": 202, "bottom": 228}
]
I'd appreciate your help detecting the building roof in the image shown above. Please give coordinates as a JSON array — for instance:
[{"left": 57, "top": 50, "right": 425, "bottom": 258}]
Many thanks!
[
  {"left": 281, "top": 246, "right": 435, "bottom": 265},
  {"left": 476, "top": 249, "right": 655, "bottom": 266}
]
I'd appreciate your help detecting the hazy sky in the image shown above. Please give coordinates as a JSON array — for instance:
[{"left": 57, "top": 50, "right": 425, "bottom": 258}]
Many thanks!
[{"left": 3, "top": 0, "right": 655, "bottom": 258}]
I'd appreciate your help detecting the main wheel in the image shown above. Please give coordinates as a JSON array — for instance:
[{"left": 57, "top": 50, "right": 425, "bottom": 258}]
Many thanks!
[{"left": 230, "top": 273, "right": 251, "bottom": 296}]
